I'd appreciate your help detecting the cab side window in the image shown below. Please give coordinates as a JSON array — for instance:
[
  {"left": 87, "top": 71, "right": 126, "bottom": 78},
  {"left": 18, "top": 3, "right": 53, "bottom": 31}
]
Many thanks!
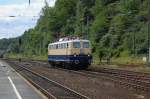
[
  {"left": 48, "top": 45, "right": 51, "bottom": 49},
  {"left": 73, "top": 42, "right": 80, "bottom": 48},
  {"left": 83, "top": 42, "right": 90, "bottom": 48},
  {"left": 61, "top": 44, "right": 64, "bottom": 49}
]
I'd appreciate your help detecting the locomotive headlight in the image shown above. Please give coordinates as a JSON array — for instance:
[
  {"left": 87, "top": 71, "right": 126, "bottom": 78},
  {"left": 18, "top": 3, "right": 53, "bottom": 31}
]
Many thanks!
[
  {"left": 88, "top": 53, "right": 90, "bottom": 57},
  {"left": 88, "top": 54, "right": 90, "bottom": 57},
  {"left": 74, "top": 54, "right": 77, "bottom": 57}
]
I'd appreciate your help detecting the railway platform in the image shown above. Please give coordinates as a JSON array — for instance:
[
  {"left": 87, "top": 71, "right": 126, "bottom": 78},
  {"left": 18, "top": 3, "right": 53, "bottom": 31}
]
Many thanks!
[{"left": 0, "top": 60, "right": 46, "bottom": 99}]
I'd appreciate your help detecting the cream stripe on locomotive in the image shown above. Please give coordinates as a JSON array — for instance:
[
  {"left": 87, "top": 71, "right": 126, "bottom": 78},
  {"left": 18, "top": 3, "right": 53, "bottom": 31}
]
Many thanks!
[{"left": 48, "top": 40, "right": 91, "bottom": 55}]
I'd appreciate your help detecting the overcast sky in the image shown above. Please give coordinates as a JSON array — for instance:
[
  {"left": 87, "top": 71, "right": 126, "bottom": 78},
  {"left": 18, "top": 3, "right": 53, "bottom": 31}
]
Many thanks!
[{"left": 0, "top": 0, "right": 56, "bottom": 39}]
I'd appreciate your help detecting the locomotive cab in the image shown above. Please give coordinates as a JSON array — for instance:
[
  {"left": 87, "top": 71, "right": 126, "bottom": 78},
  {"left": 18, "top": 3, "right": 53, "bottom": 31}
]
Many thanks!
[{"left": 68, "top": 40, "right": 92, "bottom": 66}]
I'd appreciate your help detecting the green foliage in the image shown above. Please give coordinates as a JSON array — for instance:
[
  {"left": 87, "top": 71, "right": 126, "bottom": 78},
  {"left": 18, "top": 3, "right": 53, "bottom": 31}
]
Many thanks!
[
  {"left": 0, "top": 0, "right": 149, "bottom": 63},
  {"left": 91, "top": 13, "right": 109, "bottom": 42}
]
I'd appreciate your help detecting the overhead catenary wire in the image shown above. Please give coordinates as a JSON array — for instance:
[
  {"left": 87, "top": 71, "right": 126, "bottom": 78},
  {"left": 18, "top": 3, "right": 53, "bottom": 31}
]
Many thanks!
[
  {"left": 0, "top": 16, "right": 39, "bottom": 18},
  {"left": 0, "top": 0, "right": 48, "bottom": 18}
]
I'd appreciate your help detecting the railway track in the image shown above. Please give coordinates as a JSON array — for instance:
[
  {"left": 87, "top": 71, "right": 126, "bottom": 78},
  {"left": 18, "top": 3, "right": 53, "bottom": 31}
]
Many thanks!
[
  {"left": 19, "top": 60, "right": 150, "bottom": 94},
  {"left": 4, "top": 59, "right": 150, "bottom": 97},
  {"left": 7, "top": 61, "right": 90, "bottom": 99},
  {"left": 51, "top": 68, "right": 150, "bottom": 93},
  {"left": 87, "top": 67, "right": 150, "bottom": 88}
]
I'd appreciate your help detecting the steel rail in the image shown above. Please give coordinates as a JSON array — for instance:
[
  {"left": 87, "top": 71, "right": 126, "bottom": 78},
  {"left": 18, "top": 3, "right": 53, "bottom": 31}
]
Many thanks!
[
  {"left": 54, "top": 68, "right": 150, "bottom": 93},
  {"left": 11, "top": 59, "right": 150, "bottom": 93},
  {"left": 8, "top": 61, "right": 90, "bottom": 99},
  {"left": 5, "top": 59, "right": 150, "bottom": 94}
]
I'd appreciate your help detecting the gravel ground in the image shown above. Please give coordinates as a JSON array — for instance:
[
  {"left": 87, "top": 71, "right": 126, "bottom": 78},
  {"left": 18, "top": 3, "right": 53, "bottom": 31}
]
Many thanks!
[{"left": 11, "top": 61, "right": 150, "bottom": 99}]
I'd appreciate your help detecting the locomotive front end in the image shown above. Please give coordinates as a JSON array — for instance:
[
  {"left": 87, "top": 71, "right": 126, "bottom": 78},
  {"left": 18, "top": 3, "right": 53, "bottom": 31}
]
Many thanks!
[{"left": 69, "top": 40, "right": 92, "bottom": 68}]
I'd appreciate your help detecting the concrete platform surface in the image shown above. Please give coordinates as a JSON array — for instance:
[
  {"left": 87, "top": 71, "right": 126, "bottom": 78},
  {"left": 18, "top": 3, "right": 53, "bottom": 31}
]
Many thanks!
[{"left": 0, "top": 60, "right": 46, "bottom": 99}]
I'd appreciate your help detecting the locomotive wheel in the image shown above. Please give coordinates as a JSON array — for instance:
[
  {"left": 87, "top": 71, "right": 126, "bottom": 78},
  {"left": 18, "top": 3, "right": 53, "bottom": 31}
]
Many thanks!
[
  {"left": 48, "top": 62, "right": 53, "bottom": 67},
  {"left": 49, "top": 62, "right": 56, "bottom": 68},
  {"left": 64, "top": 63, "right": 71, "bottom": 69},
  {"left": 82, "top": 65, "right": 89, "bottom": 69},
  {"left": 62, "top": 62, "right": 66, "bottom": 69}
]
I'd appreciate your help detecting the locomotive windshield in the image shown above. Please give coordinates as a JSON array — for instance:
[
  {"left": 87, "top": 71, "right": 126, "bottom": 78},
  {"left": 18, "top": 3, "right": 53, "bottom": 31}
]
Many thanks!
[
  {"left": 73, "top": 42, "right": 81, "bottom": 48},
  {"left": 83, "top": 42, "right": 90, "bottom": 48}
]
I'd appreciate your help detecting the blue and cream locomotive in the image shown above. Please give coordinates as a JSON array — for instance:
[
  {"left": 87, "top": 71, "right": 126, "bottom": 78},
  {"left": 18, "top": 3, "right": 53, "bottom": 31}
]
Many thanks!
[{"left": 48, "top": 37, "right": 92, "bottom": 69}]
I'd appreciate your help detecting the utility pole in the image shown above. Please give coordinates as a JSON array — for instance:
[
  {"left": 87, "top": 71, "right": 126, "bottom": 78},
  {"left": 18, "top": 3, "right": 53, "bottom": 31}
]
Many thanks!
[
  {"left": 86, "top": 15, "right": 89, "bottom": 39},
  {"left": 29, "top": 0, "right": 47, "bottom": 5},
  {"left": 80, "top": 18, "right": 84, "bottom": 38},
  {"left": 29, "top": 0, "right": 30, "bottom": 5},
  {"left": 18, "top": 38, "right": 22, "bottom": 61},
  {"left": 133, "top": 31, "right": 135, "bottom": 57},
  {"left": 148, "top": 0, "right": 150, "bottom": 64}
]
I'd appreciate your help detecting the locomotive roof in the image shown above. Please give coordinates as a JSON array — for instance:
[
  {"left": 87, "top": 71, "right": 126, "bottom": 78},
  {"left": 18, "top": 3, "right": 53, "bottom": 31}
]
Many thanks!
[{"left": 48, "top": 39, "right": 90, "bottom": 45}]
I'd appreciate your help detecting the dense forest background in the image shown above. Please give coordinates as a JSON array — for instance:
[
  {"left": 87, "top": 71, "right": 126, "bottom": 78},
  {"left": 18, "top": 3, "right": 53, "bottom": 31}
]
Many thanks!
[{"left": 0, "top": 0, "right": 149, "bottom": 63}]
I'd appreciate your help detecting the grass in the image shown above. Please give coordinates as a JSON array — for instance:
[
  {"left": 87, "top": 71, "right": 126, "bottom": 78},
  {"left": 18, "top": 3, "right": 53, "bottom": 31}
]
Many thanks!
[
  {"left": 92, "top": 54, "right": 146, "bottom": 65},
  {"left": 111, "top": 57, "right": 145, "bottom": 65},
  {"left": 132, "top": 66, "right": 150, "bottom": 73},
  {"left": 31, "top": 55, "right": 47, "bottom": 61},
  {"left": 91, "top": 55, "right": 150, "bottom": 73},
  {"left": 90, "top": 64, "right": 150, "bottom": 73},
  {"left": 5, "top": 53, "right": 47, "bottom": 61}
]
